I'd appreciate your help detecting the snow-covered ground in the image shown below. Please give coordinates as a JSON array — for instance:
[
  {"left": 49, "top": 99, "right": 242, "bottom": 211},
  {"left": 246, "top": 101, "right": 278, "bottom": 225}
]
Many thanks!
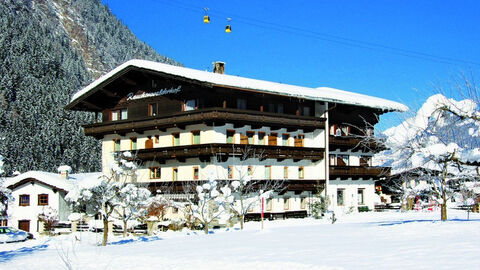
[{"left": 1, "top": 209, "right": 479, "bottom": 270}]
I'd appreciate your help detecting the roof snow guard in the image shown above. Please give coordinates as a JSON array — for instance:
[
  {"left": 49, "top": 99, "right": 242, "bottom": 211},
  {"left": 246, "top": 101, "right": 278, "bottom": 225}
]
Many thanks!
[{"left": 67, "top": 59, "right": 408, "bottom": 112}]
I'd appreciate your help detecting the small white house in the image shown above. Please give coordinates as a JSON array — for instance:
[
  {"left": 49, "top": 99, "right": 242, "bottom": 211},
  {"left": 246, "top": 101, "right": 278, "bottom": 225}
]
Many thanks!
[{"left": 4, "top": 168, "right": 101, "bottom": 232}]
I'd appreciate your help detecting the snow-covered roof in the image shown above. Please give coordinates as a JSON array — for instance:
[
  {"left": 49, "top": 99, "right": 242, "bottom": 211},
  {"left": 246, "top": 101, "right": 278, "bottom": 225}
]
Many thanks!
[
  {"left": 70, "top": 59, "right": 408, "bottom": 112},
  {"left": 4, "top": 171, "right": 102, "bottom": 192}
]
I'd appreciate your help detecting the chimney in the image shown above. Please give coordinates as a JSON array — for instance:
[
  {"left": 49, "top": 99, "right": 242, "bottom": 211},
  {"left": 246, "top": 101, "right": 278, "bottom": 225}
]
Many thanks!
[
  {"left": 57, "top": 165, "right": 72, "bottom": 179},
  {"left": 213, "top": 61, "right": 225, "bottom": 74}
]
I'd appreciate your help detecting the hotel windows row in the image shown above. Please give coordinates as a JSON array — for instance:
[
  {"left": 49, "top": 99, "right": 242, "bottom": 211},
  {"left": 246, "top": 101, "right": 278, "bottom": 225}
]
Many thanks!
[
  {"left": 329, "top": 155, "right": 372, "bottom": 166},
  {"left": 330, "top": 125, "right": 374, "bottom": 137},
  {"left": 262, "top": 197, "right": 307, "bottom": 211},
  {"left": 18, "top": 194, "right": 48, "bottom": 206},
  {"left": 226, "top": 166, "right": 304, "bottom": 180},
  {"left": 149, "top": 166, "right": 305, "bottom": 181},
  {"left": 113, "top": 131, "right": 305, "bottom": 151},
  {"left": 336, "top": 188, "right": 365, "bottom": 206},
  {"left": 227, "top": 130, "right": 305, "bottom": 147},
  {"left": 149, "top": 167, "right": 199, "bottom": 180}
]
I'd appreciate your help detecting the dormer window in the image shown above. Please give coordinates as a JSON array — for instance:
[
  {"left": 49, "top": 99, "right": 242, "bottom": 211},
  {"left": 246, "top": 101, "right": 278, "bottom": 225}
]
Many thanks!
[{"left": 148, "top": 103, "right": 157, "bottom": 116}]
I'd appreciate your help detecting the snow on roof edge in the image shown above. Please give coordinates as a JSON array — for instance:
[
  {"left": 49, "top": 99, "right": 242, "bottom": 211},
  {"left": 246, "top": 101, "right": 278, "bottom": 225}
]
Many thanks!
[{"left": 70, "top": 59, "right": 408, "bottom": 112}]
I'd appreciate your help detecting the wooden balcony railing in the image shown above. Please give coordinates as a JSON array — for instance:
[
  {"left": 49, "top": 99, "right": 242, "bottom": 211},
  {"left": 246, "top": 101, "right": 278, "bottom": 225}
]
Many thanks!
[
  {"left": 133, "top": 143, "right": 324, "bottom": 162},
  {"left": 329, "top": 135, "right": 385, "bottom": 152},
  {"left": 83, "top": 108, "right": 326, "bottom": 138},
  {"left": 329, "top": 166, "right": 390, "bottom": 179},
  {"left": 146, "top": 179, "right": 325, "bottom": 194}
]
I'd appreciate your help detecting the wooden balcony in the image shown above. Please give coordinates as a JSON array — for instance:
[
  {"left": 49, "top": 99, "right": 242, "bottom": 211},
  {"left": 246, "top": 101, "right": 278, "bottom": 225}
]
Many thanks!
[
  {"left": 147, "top": 179, "right": 325, "bottom": 194},
  {"left": 329, "top": 135, "right": 385, "bottom": 152},
  {"left": 329, "top": 166, "right": 390, "bottom": 179},
  {"left": 83, "top": 108, "right": 326, "bottom": 138},
  {"left": 134, "top": 143, "right": 325, "bottom": 162}
]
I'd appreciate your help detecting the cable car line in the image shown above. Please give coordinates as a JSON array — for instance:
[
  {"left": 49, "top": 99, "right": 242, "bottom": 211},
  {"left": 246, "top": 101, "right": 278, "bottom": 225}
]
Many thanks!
[{"left": 157, "top": 0, "right": 480, "bottom": 67}]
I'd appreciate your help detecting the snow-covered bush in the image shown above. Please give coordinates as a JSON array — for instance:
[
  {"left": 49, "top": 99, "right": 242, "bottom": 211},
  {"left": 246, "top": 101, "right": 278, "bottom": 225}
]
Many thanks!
[
  {"left": 66, "top": 151, "right": 139, "bottom": 245},
  {"left": 114, "top": 183, "right": 151, "bottom": 237},
  {"left": 181, "top": 176, "right": 234, "bottom": 234},
  {"left": 376, "top": 94, "right": 480, "bottom": 220},
  {"left": 38, "top": 206, "right": 59, "bottom": 234}
]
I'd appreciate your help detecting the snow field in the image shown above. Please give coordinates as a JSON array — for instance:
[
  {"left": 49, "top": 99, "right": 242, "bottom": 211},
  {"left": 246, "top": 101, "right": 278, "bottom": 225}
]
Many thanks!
[{"left": 1, "top": 210, "right": 479, "bottom": 270}]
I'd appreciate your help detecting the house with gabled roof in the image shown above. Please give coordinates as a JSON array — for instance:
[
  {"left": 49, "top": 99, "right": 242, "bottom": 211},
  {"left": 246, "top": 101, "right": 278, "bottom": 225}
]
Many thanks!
[{"left": 4, "top": 167, "right": 101, "bottom": 232}]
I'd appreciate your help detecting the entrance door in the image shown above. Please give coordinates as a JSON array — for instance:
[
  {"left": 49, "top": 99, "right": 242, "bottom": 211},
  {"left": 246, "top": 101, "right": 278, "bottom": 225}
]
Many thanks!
[{"left": 18, "top": 220, "right": 30, "bottom": 232}]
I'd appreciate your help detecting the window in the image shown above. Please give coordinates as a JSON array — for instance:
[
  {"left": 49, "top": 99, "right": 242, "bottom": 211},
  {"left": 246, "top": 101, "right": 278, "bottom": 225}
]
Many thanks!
[
  {"left": 247, "top": 131, "right": 255, "bottom": 144},
  {"left": 283, "top": 197, "right": 290, "bottom": 210},
  {"left": 265, "top": 166, "right": 271, "bottom": 179},
  {"left": 300, "top": 197, "right": 306, "bottom": 209},
  {"left": 111, "top": 110, "right": 119, "bottom": 121},
  {"left": 193, "top": 167, "right": 199, "bottom": 180},
  {"left": 228, "top": 166, "right": 234, "bottom": 179},
  {"left": 120, "top": 109, "right": 128, "bottom": 120},
  {"left": 247, "top": 166, "right": 253, "bottom": 176},
  {"left": 294, "top": 134, "right": 304, "bottom": 147},
  {"left": 185, "top": 99, "right": 196, "bottom": 111},
  {"left": 297, "top": 105, "right": 310, "bottom": 116},
  {"left": 360, "top": 156, "right": 371, "bottom": 167},
  {"left": 172, "top": 133, "right": 180, "bottom": 146},
  {"left": 227, "top": 130, "right": 235, "bottom": 144},
  {"left": 358, "top": 189, "right": 364, "bottom": 205},
  {"left": 145, "top": 138, "right": 153, "bottom": 149},
  {"left": 38, "top": 194, "right": 48, "bottom": 206},
  {"left": 258, "top": 132, "right": 265, "bottom": 145},
  {"left": 148, "top": 103, "right": 157, "bottom": 116},
  {"left": 240, "top": 133, "right": 248, "bottom": 145},
  {"left": 173, "top": 168, "right": 178, "bottom": 181},
  {"left": 282, "top": 134, "right": 289, "bottom": 146},
  {"left": 303, "top": 106, "right": 310, "bottom": 116},
  {"left": 149, "top": 167, "right": 161, "bottom": 179},
  {"left": 277, "top": 103, "right": 284, "bottom": 114},
  {"left": 283, "top": 166, "right": 288, "bottom": 179},
  {"left": 329, "top": 154, "right": 336, "bottom": 166},
  {"left": 337, "top": 155, "right": 349, "bottom": 166},
  {"left": 337, "top": 189, "right": 344, "bottom": 206},
  {"left": 266, "top": 199, "right": 272, "bottom": 211},
  {"left": 298, "top": 167, "right": 304, "bottom": 179},
  {"left": 192, "top": 131, "right": 200, "bottom": 145},
  {"left": 113, "top": 139, "right": 121, "bottom": 151},
  {"left": 268, "top": 103, "right": 275, "bottom": 112},
  {"left": 130, "top": 137, "right": 137, "bottom": 150},
  {"left": 237, "top": 98, "right": 247, "bottom": 110},
  {"left": 268, "top": 133, "right": 277, "bottom": 146},
  {"left": 111, "top": 109, "right": 127, "bottom": 121},
  {"left": 19, "top": 195, "right": 30, "bottom": 206}
]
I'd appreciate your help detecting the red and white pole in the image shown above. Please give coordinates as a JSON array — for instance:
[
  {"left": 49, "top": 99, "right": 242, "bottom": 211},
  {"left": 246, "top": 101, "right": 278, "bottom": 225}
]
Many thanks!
[{"left": 261, "top": 197, "right": 264, "bottom": 229}]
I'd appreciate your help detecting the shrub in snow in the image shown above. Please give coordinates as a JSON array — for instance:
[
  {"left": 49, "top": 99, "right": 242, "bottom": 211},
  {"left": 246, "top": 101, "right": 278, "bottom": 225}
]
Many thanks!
[{"left": 38, "top": 206, "right": 59, "bottom": 234}]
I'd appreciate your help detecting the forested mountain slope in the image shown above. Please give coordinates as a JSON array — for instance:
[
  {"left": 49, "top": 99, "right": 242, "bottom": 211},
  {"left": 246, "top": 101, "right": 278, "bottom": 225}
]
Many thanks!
[{"left": 0, "top": 0, "right": 178, "bottom": 175}]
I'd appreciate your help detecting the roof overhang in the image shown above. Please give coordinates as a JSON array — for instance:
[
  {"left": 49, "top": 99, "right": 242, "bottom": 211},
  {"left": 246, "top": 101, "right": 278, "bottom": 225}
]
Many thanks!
[{"left": 66, "top": 59, "right": 409, "bottom": 112}]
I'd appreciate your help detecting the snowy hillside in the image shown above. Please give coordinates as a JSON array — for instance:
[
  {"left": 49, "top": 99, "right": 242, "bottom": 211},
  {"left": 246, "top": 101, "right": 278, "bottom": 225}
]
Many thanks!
[{"left": 0, "top": 0, "right": 178, "bottom": 175}]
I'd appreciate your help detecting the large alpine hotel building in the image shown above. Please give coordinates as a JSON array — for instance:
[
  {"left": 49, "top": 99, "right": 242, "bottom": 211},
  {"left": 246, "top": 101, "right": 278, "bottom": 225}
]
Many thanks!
[{"left": 66, "top": 60, "right": 407, "bottom": 216}]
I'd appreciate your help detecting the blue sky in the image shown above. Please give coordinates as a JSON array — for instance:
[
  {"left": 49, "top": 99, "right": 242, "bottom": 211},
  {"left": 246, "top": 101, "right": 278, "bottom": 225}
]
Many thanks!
[{"left": 102, "top": 0, "right": 480, "bottom": 130}]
